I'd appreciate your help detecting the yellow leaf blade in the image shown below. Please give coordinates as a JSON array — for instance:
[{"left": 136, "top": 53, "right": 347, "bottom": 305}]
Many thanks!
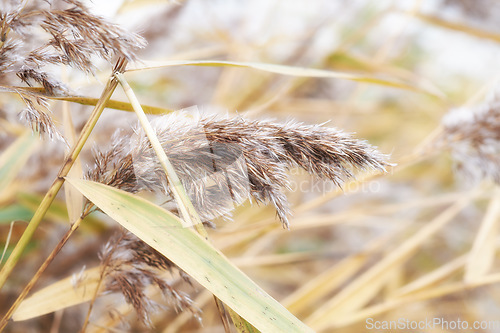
[
  {"left": 66, "top": 177, "right": 313, "bottom": 333},
  {"left": 0, "top": 132, "right": 38, "bottom": 193},
  {"left": 13, "top": 267, "right": 102, "bottom": 321}
]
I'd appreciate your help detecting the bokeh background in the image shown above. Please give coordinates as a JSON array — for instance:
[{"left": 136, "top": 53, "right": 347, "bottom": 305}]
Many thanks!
[{"left": 2, "top": 0, "right": 500, "bottom": 332}]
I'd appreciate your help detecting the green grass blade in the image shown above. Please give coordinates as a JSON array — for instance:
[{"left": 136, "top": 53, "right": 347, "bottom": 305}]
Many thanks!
[
  {"left": 66, "top": 177, "right": 313, "bottom": 333},
  {"left": 0, "top": 205, "right": 32, "bottom": 225},
  {"left": 0, "top": 132, "right": 38, "bottom": 192}
]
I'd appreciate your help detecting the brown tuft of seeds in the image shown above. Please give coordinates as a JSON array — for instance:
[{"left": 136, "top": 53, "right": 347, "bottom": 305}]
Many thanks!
[
  {"left": 87, "top": 112, "right": 391, "bottom": 228},
  {"left": 99, "top": 230, "right": 201, "bottom": 328},
  {"left": 0, "top": 0, "right": 146, "bottom": 138},
  {"left": 442, "top": 90, "right": 500, "bottom": 185}
]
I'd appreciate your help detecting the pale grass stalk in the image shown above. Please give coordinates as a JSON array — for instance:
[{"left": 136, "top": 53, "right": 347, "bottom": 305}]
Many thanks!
[
  {"left": 216, "top": 190, "right": 480, "bottom": 242},
  {"left": 2, "top": 215, "right": 85, "bottom": 328},
  {"left": 231, "top": 251, "right": 320, "bottom": 267},
  {"left": 114, "top": 72, "right": 201, "bottom": 230},
  {"left": 383, "top": 267, "right": 405, "bottom": 299},
  {"left": 0, "top": 222, "right": 15, "bottom": 265},
  {"left": 394, "top": 254, "right": 467, "bottom": 297},
  {"left": 464, "top": 188, "right": 500, "bottom": 281},
  {"left": 293, "top": 172, "right": 379, "bottom": 216},
  {"left": 327, "top": 272, "right": 500, "bottom": 331},
  {"left": 282, "top": 228, "right": 402, "bottom": 316},
  {"left": 0, "top": 59, "right": 127, "bottom": 296},
  {"left": 0, "top": 59, "right": 128, "bottom": 330},
  {"left": 410, "top": 12, "right": 500, "bottom": 43},
  {"left": 305, "top": 190, "right": 477, "bottom": 330},
  {"left": 114, "top": 73, "right": 255, "bottom": 333},
  {"left": 214, "top": 189, "right": 492, "bottom": 258},
  {"left": 62, "top": 99, "right": 84, "bottom": 222}
]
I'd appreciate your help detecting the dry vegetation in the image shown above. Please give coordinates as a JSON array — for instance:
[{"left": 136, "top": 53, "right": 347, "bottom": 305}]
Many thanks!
[{"left": 1, "top": 0, "right": 500, "bottom": 332}]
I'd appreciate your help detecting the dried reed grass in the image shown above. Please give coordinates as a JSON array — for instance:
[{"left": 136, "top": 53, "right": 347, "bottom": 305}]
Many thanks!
[
  {"left": 0, "top": 0, "right": 145, "bottom": 138},
  {"left": 2, "top": 0, "right": 500, "bottom": 332},
  {"left": 87, "top": 112, "right": 390, "bottom": 228}
]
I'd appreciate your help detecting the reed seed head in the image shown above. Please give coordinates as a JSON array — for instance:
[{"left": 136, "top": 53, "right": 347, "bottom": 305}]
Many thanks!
[
  {"left": 442, "top": 90, "right": 500, "bottom": 185},
  {"left": 99, "top": 230, "right": 201, "bottom": 328},
  {"left": 0, "top": 0, "right": 146, "bottom": 138},
  {"left": 87, "top": 112, "right": 391, "bottom": 228}
]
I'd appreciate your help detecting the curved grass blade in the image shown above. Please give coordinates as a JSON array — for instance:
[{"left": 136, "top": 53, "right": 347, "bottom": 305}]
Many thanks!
[
  {"left": 128, "top": 59, "right": 443, "bottom": 97},
  {"left": 411, "top": 12, "right": 500, "bottom": 44},
  {"left": 0, "top": 205, "right": 32, "bottom": 225},
  {"left": 12, "top": 267, "right": 102, "bottom": 321},
  {"left": 0, "top": 86, "right": 173, "bottom": 115},
  {"left": 66, "top": 177, "right": 313, "bottom": 333},
  {"left": 51, "top": 96, "right": 174, "bottom": 115},
  {"left": 0, "top": 131, "right": 38, "bottom": 193}
]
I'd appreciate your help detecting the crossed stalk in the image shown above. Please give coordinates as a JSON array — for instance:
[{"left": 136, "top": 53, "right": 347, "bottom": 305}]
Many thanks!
[{"left": 0, "top": 58, "right": 251, "bottom": 332}]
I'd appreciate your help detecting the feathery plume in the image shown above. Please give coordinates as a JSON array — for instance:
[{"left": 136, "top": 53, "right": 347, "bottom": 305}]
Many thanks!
[
  {"left": 99, "top": 230, "right": 201, "bottom": 327},
  {"left": 0, "top": 0, "right": 146, "bottom": 138},
  {"left": 16, "top": 89, "right": 63, "bottom": 140},
  {"left": 442, "top": 90, "right": 500, "bottom": 184},
  {"left": 87, "top": 112, "right": 390, "bottom": 228}
]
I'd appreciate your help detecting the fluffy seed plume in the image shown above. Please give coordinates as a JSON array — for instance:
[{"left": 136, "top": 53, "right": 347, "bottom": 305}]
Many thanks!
[
  {"left": 0, "top": 0, "right": 146, "bottom": 138},
  {"left": 87, "top": 112, "right": 390, "bottom": 228},
  {"left": 99, "top": 230, "right": 201, "bottom": 327},
  {"left": 16, "top": 89, "right": 64, "bottom": 140},
  {"left": 442, "top": 90, "right": 500, "bottom": 184}
]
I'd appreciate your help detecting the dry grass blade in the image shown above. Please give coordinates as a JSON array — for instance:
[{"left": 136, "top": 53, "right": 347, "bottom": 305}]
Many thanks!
[
  {"left": 410, "top": 12, "right": 500, "bottom": 43},
  {"left": 66, "top": 177, "right": 314, "bottom": 333},
  {"left": 1, "top": 87, "right": 174, "bottom": 115},
  {"left": 0, "top": 131, "right": 38, "bottom": 192},
  {"left": 282, "top": 230, "right": 400, "bottom": 316},
  {"left": 305, "top": 191, "right": 477, "bottom": 331},
  {"left": 52, "top": 96, "right": 174, "bottom": 115},
  {"left": 329, "top": 272, "right": 500, "bottom": 330},
  {"left": 394, "top": 254, "right": 467, "bottom": 297},
  {"left": 12, "top": 267, "right": 102, "bottom": 321},
  {"left": 282, "top": 252, "right": 368, "bottom": 316},
  {"left": 464, "top": 188, "right": 500, "bottom": 281},
  {"left": 62, "top": 101, "right": 83, "bottom": 222},
  {"left": 127, "top": 60, "right": 444, "bottom": 97}
]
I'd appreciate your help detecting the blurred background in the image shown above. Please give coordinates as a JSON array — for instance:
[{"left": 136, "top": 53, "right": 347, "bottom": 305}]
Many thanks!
[{"left": 2, "top": 0, "right": 500, "bottom": 332}]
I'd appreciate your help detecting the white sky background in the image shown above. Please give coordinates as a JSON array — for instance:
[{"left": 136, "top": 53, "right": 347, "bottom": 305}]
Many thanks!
[{"left": 84, "top": 0, "right": 500, "bottom": 98}]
